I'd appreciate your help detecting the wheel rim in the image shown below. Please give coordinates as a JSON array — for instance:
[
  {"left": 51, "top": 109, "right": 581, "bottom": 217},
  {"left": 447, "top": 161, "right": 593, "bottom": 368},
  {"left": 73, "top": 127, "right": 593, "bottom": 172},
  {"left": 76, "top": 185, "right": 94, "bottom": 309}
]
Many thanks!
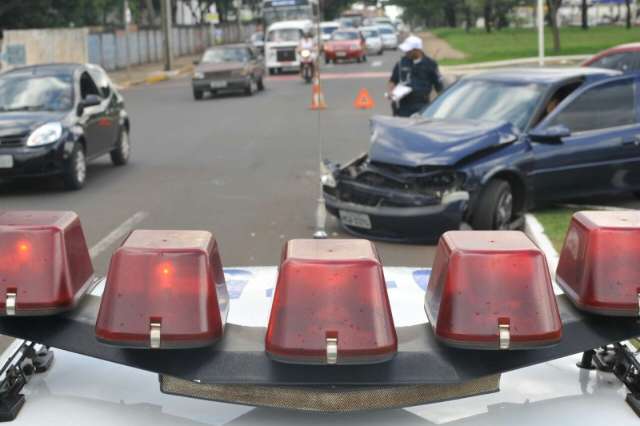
[
  {"left": 120, "top": 131, "right": 130, "bottom": 159},
  {"left": 75, "top": 149, "right": 86, "bottom": 184},
  {"left": 495, "top": 190, "right": 513, "bottom": 230}
]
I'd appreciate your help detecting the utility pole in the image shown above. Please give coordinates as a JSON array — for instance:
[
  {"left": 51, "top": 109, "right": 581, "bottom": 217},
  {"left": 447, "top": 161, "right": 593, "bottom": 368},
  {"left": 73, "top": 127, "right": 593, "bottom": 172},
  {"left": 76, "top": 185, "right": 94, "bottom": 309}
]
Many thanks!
[
  {"left": 123, "top": 0, "right": 131, "bottom": 80},
  {"left": 537, "top": 0, "right": 544, "bottom": 66},
  {"left": 161, "top": 0, "right": 174, "bottom": 71}
]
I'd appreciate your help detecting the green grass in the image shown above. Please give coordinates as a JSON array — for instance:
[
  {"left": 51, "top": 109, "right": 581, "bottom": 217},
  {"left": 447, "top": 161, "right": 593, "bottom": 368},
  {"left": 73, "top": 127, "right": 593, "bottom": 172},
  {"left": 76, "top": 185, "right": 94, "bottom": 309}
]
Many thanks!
[
  {"left": 533, "top": 207, "right": 580, "bottom": 252},
  {"left": 432, "top": 26, "right": 639, "bottom": 65}
]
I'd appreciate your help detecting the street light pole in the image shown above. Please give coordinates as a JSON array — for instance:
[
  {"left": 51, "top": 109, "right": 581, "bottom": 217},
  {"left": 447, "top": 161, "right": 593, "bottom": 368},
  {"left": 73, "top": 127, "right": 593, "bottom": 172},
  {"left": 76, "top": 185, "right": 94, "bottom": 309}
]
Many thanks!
[
  {"left": 161, "top": 0, "right": 174, "bottom": 71},
  {"left": 537, "top": 0, "right": 544, "bottom": 66},
  {"left": 123, "top": 0, "right": 131, "bottom": 80}
]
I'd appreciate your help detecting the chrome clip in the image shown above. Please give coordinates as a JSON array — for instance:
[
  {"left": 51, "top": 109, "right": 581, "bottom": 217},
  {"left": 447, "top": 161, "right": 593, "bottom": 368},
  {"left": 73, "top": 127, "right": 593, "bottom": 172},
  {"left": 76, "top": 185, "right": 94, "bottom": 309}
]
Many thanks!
[
  {"left": 150, "top": 321, "right": 161, "bottom": 349},
  {"left": 326, "top": 337, "right": 338, "bottom": 365},
  {"left": 498, "top": 323, "right": 510, "bottom": 350},
  {"left": 5, "top": 292, "right": 16, "bottom": 316}
]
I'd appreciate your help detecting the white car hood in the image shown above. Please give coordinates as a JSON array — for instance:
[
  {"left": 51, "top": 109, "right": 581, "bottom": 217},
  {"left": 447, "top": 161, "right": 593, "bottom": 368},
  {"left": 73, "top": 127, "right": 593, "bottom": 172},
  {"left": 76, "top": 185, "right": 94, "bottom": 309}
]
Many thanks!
[{"left": 7, "top": 266, "right": 638, "bottom": 425}]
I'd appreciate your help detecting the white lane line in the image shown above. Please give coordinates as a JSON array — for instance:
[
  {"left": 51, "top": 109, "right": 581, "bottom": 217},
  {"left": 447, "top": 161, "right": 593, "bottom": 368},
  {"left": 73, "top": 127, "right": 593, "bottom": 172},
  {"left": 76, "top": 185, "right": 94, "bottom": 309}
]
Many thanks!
[
  {"left": 89, "top": 211, "right": 149, "bottom": 259},
  {"left": 524, "top": 214, "right": 562, "bottom": 295},
  {"left": 371, "top": 60, "right": 383, "bottom": 68}
]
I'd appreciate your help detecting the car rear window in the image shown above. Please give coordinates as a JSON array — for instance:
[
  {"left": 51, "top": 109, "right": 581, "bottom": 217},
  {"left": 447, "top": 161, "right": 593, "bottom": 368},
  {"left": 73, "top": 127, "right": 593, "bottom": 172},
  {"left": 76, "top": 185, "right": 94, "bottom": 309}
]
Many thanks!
[{"left": 332, "top": 31, "right": 358, "bottom": 41}]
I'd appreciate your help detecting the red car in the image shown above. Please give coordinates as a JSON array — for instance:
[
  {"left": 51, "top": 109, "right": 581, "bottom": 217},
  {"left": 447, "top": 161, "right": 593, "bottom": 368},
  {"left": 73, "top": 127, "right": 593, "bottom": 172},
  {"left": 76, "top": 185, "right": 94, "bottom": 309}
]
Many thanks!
[
  {"left": 583, "top": 43, "right": 640, "bottom": 73},
  {"left": 323, "top": 29, "right": 367, "bottom": 64}
]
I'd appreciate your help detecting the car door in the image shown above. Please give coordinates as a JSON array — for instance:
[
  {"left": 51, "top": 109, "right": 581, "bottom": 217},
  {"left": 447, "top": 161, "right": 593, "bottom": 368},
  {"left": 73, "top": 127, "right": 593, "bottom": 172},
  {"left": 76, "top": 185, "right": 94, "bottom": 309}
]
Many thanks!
[
  {"left": 529, "top": 75, "right": 640, "bottom": 201},
  {"left": 77, "top": 71, "right": 111, "bottom": 158},
  {"left": 88, "top": 66, "right": 120, "bottom": 151}
]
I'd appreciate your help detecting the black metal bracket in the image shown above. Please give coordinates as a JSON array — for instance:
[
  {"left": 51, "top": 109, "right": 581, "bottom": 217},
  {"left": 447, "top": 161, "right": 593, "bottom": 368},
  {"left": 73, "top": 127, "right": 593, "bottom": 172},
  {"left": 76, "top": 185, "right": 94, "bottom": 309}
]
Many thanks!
[
  {"left": 578, "top": 343, "right": 640, "bottom": 417},
  {"left": 0, "top": 342, "right": 54, "bottom": 422}
]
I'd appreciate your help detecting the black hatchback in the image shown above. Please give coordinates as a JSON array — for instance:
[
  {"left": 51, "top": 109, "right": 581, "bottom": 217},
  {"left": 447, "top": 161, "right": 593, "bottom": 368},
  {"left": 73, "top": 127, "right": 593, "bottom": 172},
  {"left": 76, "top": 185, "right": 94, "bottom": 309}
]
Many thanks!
[{"left": 0, "top": 63, "right": 130, "bottom": 190}]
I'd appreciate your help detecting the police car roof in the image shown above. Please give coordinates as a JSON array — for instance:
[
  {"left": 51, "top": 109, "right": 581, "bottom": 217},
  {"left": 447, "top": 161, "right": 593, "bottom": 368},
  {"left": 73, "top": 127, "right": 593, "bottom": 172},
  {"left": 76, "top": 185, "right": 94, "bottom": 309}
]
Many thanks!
[{"left": 468, "top": 67, "right": 621, "bottom": 85}]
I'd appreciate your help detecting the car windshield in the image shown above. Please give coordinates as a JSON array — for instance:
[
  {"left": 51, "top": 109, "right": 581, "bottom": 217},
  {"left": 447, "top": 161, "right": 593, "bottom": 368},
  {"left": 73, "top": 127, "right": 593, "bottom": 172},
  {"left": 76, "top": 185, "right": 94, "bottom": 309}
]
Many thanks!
[
  {"left": 378, "top": 27, "right": 394, "bottom": 34},
  {"left": 0, "top": 73, "right": 74, "bottom": 112},
  {"left": 332, "top": 31, "right": 358, "bottom": 41},
  {"left": 267, "top": 28, "right": 302, "bottom": 43},
  {"left": 422, "top": 79, "right": 545, "bottom": 131},
  {"left": 361, "top": 30, "right": 379, "bottom": 38},
  {"left": 322, "top": 26, "right": 338, "bottom": 34},
  {"left": 202, "top": 48, "right": 249, "bottom": 63}
]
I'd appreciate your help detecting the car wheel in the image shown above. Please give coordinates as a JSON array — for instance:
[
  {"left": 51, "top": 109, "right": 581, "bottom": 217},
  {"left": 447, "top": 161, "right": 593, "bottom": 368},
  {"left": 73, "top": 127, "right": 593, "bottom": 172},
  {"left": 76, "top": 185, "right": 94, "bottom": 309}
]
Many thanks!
[
  {"left": 356, "top": 56, "right": 362, "bottom": 63},
  {"left": 471, "top": 179, "right": 514, "bottom": 230},
  {"left": 325, "top": 57, "right": 330, "bottom": 65},
  {"left": 193, "top": 89, "right": 203, "bottom": 100},
  {"left": 63, "top": 143, "right": 87, "bottom": 190},
  {"left": 110, "top": 128, "right": 130, "bottom": 166},
  {"left": 244, "top": 78, "right": 256, "bottom": 96},
  {"left": 633, "top": 191, "right": 640, "bottom": 199},
  {"left": 268, "top": 68, "right": 276, "bottom": 76},
  {"left": 363, "top": 54, "right": 367, "bottom": 62},
  {"left": 257, "top": 77, "right": 265, "bottom": 91}
]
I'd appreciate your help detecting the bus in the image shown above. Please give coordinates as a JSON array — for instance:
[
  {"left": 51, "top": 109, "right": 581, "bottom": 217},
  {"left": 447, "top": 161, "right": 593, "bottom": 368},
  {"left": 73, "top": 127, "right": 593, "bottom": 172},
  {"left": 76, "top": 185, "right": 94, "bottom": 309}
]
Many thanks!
[{"left": 262, "top": 0, "right": 319, "bottom": 28}]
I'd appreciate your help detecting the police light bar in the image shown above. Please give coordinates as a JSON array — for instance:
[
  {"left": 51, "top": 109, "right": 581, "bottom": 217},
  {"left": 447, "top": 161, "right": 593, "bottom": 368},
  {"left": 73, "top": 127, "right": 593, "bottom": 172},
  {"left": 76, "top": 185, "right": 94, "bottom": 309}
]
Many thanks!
[
  {"left": 425, "top": 231, "right": 562, "bottom": 350},
  {"left": 266, "top": 239, "right": 397, "bottom": 365},
  {"left": 95, "top": 230, "right": 229, "bottom": 349},
  {"left": 557, "top": 211, "right": 640, "bottom": 316},
  {"left": 0, "top": 211, "right": 94, "bottom": 316}
]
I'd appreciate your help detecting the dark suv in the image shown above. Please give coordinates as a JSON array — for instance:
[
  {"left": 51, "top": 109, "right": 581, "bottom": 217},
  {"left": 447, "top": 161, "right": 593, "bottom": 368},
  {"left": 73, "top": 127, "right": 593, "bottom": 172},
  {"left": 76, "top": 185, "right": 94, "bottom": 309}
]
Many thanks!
[{"left": 0, "top": 63, "right": 130, "bottom": 190}]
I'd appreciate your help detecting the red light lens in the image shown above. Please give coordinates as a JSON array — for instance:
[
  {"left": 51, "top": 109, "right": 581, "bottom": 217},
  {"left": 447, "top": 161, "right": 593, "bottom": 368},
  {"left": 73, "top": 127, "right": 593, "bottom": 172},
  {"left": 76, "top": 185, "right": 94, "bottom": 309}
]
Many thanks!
[
  {"left": 95, "top": 230, "right": 229, "bottom": 349},
  {"left": 0, "top": 211, "right": 94, "bottom": 315},
  {"left": 266, "top": 239, "right": 397, "bottom": 365},
  {"left": 425, "top": 231, "right": 562, "bottom": 350},
  {"left": 557, "top": 211, "right": 640, "bottom": 316}
]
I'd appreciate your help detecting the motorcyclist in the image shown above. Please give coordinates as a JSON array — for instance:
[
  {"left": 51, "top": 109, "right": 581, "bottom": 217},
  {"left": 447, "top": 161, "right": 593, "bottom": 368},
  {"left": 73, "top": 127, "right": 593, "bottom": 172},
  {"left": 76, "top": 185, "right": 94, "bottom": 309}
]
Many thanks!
[
  {"left": 297, "top": 31, "right": 317, "bottom": 79},
  {"left": 388, "top": 35, "right": 443, "bottom": 117}
]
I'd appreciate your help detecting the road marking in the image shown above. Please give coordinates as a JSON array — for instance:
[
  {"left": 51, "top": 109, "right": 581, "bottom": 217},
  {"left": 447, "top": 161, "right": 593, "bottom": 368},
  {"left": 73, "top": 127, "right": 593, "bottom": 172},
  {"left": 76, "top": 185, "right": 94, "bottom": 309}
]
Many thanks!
[
  {"left": 267, "top": 71, "right": 388, "bottom": 82},
  {"left": 524, "top": 214, "right": 562, "bottom": 295},
  {"left": 371, "top": 60, "right": 383, "bottom": 68},
  {"left": 89, "top": 211, "right": 149, "bottom": 259}
]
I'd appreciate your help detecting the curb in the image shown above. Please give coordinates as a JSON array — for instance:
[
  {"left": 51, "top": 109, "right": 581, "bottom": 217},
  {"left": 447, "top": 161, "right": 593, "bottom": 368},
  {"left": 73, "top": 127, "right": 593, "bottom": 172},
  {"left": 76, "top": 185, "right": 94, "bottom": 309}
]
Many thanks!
[
  {"left": 115, "top": 64, "right": 194, "bottom": 90},
  {"left": 441, "top": 54, "right": 591, "bottom": 72}
]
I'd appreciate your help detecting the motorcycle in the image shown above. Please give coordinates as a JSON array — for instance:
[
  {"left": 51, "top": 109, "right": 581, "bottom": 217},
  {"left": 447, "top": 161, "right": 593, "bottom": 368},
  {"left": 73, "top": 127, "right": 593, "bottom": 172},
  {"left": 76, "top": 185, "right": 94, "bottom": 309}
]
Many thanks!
[{"left": 299, "top": 49, "right": 314, "bottom": 84}]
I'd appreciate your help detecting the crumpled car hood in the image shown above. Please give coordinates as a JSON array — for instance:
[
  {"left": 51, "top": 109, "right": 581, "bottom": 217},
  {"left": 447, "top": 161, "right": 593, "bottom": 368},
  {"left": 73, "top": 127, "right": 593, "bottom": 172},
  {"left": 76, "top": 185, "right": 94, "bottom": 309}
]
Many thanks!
[{"left": 368, "top": 115, "right": 520, "bottom": 167}]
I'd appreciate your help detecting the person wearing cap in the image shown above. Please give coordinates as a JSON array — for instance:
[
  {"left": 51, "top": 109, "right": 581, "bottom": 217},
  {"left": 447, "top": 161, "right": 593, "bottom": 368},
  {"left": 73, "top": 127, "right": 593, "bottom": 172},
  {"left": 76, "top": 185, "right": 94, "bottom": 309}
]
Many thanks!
[{"left": 388, "top": 35, "right": 443, "bottom": 117}]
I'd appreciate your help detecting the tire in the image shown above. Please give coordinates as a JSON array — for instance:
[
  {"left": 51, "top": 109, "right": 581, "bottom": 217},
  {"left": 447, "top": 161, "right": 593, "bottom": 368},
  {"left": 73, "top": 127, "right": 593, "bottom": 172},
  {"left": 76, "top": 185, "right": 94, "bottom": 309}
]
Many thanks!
[
  {"left": 244, "top": 78, "right": 256, "bottom": 96},
  {"left": 356, "top": 56, "right": 362, "bottom": 63},
  {"left": 193, "top": 89, "right": 203, "bottom": 100},
  {"left": 633, "top": 191, "right": 640, "bottom": 199},
  {"left": 257, "top": 77, "right": 265, "bottom": 91},
  {"left": 63, "top": 143, "right": 87, "bottom": 190},
  {"left": 363, "top": 54, "right": 367, "bottom": 62},
  {"left": 268, "top": 68, "right": 276, "bottom": 76},
  {"left": 471, "top": 179, "right": 514, "bottom": 230},
  {"left": 110, "top": 128, "right": 130, "bottom": 166},
  {"left": 325, "top": 57, "right": 330, "bottom": 65}
]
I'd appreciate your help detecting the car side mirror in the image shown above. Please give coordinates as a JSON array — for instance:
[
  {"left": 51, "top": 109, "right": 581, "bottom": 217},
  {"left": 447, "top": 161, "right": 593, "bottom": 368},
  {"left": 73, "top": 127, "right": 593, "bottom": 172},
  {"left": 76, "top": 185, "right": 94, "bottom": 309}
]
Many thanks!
[
  {"left": 529, "top": 124, "right": 571, "bottom": 144},
  {"left": 77, "top": 94, "right": 101, "bottom": 115}
]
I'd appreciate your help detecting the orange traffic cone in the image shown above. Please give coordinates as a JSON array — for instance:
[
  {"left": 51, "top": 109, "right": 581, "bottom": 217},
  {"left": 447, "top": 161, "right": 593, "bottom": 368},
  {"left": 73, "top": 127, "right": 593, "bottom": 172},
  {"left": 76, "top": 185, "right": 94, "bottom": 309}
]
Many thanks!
[
  {"left": 310, "top": 76, "right": 327, "bottom": 110},
  {"left": 354, "top": 88, "right": 375, "bottom": 110}
]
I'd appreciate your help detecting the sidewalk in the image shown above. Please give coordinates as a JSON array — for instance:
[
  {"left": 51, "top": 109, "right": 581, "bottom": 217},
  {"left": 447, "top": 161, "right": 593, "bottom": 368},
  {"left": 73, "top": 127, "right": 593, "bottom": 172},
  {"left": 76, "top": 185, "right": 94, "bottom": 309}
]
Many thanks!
[{"left": 108, "top": 53, "right": 201, "bottom": 89}]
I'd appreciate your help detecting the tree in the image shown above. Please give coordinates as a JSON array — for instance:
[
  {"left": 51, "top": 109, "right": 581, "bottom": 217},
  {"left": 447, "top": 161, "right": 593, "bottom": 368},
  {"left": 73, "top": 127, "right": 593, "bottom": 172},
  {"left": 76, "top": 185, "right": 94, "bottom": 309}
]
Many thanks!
[
  {"left": 483, "top": 0, "right": 493, "bottom": 33},
  {"left": 581, "top": 0, "right": 588, "bottom": 30},
  {"left": 546, "top": 0, "right": 562, "bottom": 53},
  {"left": 625, "top": 0, "right": 632, "bottom": 29}
]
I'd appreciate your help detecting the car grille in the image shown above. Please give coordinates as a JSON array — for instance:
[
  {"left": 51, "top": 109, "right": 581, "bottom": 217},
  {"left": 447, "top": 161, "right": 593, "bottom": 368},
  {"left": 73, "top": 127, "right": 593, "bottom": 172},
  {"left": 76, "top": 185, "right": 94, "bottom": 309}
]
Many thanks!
[
  {"left": 277, "top": 49, "right": 296, "bottom": 62},
  {"left": 205, "top": 71, "right": 233, "bottom": 79},
  {"left": 0, "top": 134, "right": 26, "bottom": 147}
]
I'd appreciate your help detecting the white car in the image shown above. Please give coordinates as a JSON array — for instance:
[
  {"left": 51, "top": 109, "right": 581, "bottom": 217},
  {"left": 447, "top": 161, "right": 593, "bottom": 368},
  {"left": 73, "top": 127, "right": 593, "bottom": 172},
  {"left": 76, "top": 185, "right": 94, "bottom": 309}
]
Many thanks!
[
  {"left": 264, "top": 20, "right": 313, "bottom": 75},
  {"left": 377, "top": 24, "right": 398, "bottom": 50},
  {"left": 320, "top": 21, "right": 340, "bottom": 42},
  {"left": 359, "top": 26, "right": 384, "bottom": 55}
]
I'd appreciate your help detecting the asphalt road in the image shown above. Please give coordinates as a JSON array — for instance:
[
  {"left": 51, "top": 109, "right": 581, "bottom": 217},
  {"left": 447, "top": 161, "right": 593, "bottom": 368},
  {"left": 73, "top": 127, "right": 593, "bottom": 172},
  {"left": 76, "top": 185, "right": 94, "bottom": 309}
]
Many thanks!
[{"left": 0, "top": 50, "right": 437, "bottom": 276}]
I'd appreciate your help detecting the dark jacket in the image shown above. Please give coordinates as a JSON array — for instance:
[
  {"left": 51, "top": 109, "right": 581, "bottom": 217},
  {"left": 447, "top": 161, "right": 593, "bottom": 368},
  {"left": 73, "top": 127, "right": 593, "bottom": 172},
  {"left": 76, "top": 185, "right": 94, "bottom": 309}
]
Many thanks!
[{"left": 390, "top": 54, "right": 443, "bottom": 116}]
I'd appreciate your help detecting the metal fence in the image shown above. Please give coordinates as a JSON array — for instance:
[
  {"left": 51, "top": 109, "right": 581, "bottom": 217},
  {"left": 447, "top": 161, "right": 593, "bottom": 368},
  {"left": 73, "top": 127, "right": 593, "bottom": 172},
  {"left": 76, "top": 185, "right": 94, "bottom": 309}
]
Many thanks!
[{"left": 88, "top": 23, "right": 259, "bottom": 71}]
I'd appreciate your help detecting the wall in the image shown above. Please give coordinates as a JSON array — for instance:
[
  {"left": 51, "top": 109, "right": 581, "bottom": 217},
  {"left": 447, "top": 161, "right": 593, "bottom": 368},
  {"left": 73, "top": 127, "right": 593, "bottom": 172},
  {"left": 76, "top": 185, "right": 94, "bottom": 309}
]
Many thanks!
[{"left": 0, "top": 28, "right": 88, "bottom": 70}]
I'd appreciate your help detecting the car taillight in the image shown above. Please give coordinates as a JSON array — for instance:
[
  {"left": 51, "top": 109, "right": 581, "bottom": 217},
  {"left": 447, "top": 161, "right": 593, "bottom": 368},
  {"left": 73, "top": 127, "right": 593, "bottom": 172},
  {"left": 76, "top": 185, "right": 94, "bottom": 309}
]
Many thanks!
[
  {"left": 557, "top": 211, "right": 640, "bottom": 316},
  {"left": 95, "top": 230, "right": 229, "bottom": 349},
  {"left": 0, "top": 211, "right": 94, "bottom": 316},
  {"left": 425, "top": 231, "right": 562, "bottom": 350},
  {"left": 266, "top": 239, "right": 397, "bottom": 365}
]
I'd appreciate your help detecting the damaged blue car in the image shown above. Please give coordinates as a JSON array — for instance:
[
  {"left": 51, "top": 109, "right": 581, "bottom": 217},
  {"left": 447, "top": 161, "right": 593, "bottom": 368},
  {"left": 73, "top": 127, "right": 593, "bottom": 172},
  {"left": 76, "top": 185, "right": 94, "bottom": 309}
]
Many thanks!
[{"left": 322, "top": 68, "right": 640, "bottom": 242}]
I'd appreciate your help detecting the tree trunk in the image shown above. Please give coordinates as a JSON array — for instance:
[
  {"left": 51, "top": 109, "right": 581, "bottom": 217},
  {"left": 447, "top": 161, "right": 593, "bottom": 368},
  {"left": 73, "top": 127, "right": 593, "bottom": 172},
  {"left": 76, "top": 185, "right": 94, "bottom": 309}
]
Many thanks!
[
  {"left": 626, "top": 0, "right": 632, "bottom": 29},
  {"left": 484, "top": 0, "right": 493, "bottom": 33},
  {"left": 465, "top": 5, "right": 472, "bottom": 32},
  {"left": 444, "top": 1, "right": 457, "bottom": 28},
  {"left": 546, "top": 0, "right": 561, "bottom": 53},
  {"left": 144, "top": 0, "right": 157, "bottom": 26},
  {"left": 581, "top": 0, "right": 588, "bottom": 29}
]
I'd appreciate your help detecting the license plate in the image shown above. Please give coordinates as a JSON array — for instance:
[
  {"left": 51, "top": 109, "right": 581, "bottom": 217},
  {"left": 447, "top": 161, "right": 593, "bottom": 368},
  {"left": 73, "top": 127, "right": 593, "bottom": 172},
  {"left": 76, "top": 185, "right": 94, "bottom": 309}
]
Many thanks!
[
  {"left": 210, "top": 81, "right": 227, "bottom": 89},
  {"left": 336, "top": 52, "right": 347, "bottom": 57},
  {"left": 0, "top": 155, "right": 13, "bottom": 169},
  {"left": 339, "top": 210, "right": 372, "bottom": 230}
]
